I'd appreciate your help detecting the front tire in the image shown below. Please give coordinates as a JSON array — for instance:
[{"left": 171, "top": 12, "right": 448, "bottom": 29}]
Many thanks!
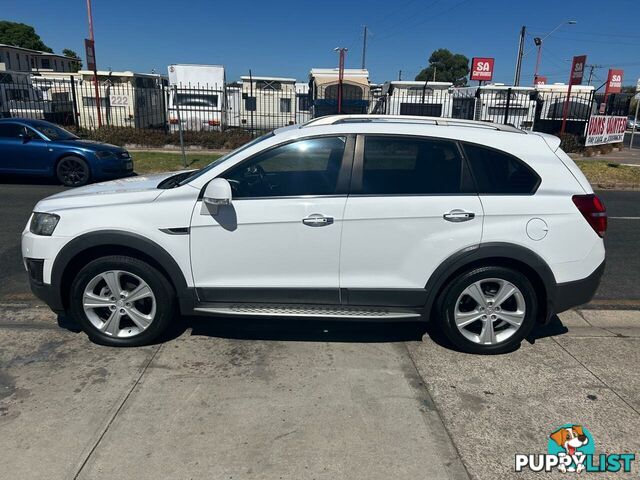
[
  {"left": 437, "top": 266, "right": 537, "bottom": 354},
  {"left": 56, "top": 156, "right": 90, "bottom": 187},
  {"left": 69, "top": 255, "right": 175, "bottom": 347}
]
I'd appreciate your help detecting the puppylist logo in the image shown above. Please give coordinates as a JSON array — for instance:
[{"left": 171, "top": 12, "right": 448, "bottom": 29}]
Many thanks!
[{"left": 515, "top": 424, "right": 636, "bottom": 473}]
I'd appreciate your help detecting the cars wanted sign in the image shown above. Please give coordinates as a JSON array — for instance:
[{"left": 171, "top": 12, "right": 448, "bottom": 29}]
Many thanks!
[{"left": 585, "top": 115, "right": 627, "bottom": 146}]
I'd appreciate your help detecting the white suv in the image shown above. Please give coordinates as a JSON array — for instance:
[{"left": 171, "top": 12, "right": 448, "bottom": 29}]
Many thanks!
[{"left": 22, "top": 115, "right": 606, "bottom": 354}]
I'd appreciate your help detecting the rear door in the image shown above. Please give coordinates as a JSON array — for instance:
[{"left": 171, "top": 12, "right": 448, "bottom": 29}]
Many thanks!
[{"left": 339, "top": 134, "right": 483, "bottom": 307}]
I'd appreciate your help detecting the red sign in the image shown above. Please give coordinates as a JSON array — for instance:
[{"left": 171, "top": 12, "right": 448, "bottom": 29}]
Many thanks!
[
  {"left": 534, "top": 75, "right": 547, "bottom": 85},
  {"left": 605, "top": 69, "right": 624, "bottom": 95},
  {"left": 569, "top": 55, "right": 587, "bottom": 85},
  {"left": 470, "top": 57, "right": 494, "bottom": 81},
  {"left": 84, "top": 39, "right": 96, "bottom": 71}
]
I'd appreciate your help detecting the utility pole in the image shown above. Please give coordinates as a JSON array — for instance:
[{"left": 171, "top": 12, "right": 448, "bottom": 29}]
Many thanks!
[
  {"left": 514, "top": 25, "right": 525, "bottom": 86},
  {"left": 86, "top": 0, "right": 102, "bottom": 127},
  {"left": 432, "top": 66, "right": 437, "bottom": 82},
  {"left": 361, "top": 25, "right": 368, "bottom": 70},
  {"left": 586, "top": 64, "right": 603, "bottom": 86},
  {"left": 334, "top": 47, "right": 347, "bottom": 114},
  {"left": 398, "top": 70, "right": 402, "bottom": 81}
]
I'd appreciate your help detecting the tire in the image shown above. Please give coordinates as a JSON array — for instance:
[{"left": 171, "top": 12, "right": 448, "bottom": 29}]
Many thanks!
[
  {"left": 56, "top": 156, "right": 90, "bottom": 187},
  {"left": 69, "top": 255, "right": 175, "bottom": 347},
  {"left": 437, "top": 266, "right": 537, "bottom": 354}
]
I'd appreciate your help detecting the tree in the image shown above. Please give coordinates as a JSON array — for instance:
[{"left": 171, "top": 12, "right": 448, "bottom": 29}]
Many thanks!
[
  {"left": 63, "top": 49, "right": 82, "bottom": 72},
  {"left": 415, "top": 49, "right": 469, "bottom": 86},
  {"left": 0, "top": 21, "right": 52, "bottom": 52}
]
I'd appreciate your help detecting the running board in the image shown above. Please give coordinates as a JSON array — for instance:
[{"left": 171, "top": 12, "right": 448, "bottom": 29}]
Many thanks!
[{"left": 193, "top": 303, "right": 423, "bottom": 320}]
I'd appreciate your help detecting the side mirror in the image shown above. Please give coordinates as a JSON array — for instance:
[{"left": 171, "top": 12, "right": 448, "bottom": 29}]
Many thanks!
[{"left": 201, "top": 178, "right": 232, "bottom": 214}]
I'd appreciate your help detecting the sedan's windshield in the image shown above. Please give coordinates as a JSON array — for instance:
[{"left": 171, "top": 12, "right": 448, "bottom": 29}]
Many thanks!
[
  {"left": 178, "top": 132, "right": 274, "bottom": 186},
  {"left": 32, "top": 123, "right": 79, "bottom": 141}
]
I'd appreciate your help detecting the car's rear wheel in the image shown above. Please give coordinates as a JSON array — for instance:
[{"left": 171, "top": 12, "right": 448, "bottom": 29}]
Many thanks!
[
  {"left": 56, "top": 156, "right": 90, "bottom": 187},
  {"left": 437, "top": 266, "right": 537, "bottom": 354},
  {"left": 69, "top": 255, "right": 175, "bottom": 346}
]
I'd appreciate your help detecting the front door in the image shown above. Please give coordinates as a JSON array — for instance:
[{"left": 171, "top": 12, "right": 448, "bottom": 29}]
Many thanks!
[
  {"left": 190, "top": 135, "right": 353, "bottom": 304},
  {"left": 339, "top": 134, "right": 484, "bottom": 307},
  {"left": 0, "top": 123, "right": 50, "bottom": 173}
]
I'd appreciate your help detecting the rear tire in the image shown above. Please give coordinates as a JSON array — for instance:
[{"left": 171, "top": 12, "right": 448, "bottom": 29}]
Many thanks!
[
  {"left": 69, "top": 255, "right": 175, "bottom": 347},
  {"left": 437, "top": 266, "right": 537, "bottom": 354},
  {"left": 56, "top": 156, "right": 90, "bottom": 187}
]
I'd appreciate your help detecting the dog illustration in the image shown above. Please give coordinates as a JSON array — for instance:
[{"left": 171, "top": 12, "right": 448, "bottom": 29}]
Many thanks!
[{"left": 550, "top": 425, "right": 589, "bottom": 473}]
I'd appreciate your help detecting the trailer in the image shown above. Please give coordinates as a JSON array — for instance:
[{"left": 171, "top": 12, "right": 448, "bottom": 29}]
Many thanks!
[
  {"left": 0, "top": 67, "right": 46, "bottom": 119},
  {"left": 451, "top": 84, "right": 537, "bottom": 129},
  {"left": 237, "top": 75, "right": 297, "bottom": 131},
  {"left": 371, "top": 81, "right": 453, "bottom": 117},
  {"left": 31, "top": 71, "right": 79, "bottom": 126},
  {"left": 167, "top": 64, "right": 225, "bottom": 131},
  {"left": 309, "top": 68, "right": 370, "bottom": 117},
  {"left": 76, "top": 70, "right": 166, "bottom": 130}
]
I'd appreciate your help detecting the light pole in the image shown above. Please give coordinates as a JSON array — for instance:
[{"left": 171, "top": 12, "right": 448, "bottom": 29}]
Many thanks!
[
  {"left": 529, "top": 20, "right": 577, "bottom": 84},
  {"left": 514, "top": 20, "right": 577, "bottom": 86}
]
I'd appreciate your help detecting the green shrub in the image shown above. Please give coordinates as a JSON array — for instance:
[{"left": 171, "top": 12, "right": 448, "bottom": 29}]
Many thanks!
[
  {"left": 559, "top": 133, "right": 585, "bottom": 153},
  {"left": 71, "top": 126, "right": 252, "bottom": 150}
]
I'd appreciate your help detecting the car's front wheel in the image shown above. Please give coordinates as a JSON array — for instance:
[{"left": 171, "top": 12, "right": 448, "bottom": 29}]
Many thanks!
[
  {"left": 69, "top": 255, "right": 175, "bottom": 346},
  {"left": 438, "top": 266, "right": 537, "bottom": 354},
  {"left": 56, "top": 156, "right": 90, "bottom": 187}
]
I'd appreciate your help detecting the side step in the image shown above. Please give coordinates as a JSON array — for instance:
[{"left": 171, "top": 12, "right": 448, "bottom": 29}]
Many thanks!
[{"left": 193, "top": 303, "right": 423, "bottom": 320}]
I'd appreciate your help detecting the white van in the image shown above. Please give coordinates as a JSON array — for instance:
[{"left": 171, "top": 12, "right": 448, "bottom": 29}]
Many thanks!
[{"left": 0, "top": 67, "right": 45, "bottom": 119}]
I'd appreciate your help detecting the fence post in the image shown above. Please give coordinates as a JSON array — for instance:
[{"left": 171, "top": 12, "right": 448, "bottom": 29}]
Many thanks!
[
  {"left": 631, "top": 99, "right": 639, "bottom": 150},
  {"left": 173, "top": 85, "right": 187, "bottom": 168},
  {"left": 504, "top": 88, "right": 512, "bottom": 125},
  {"left": 160, "top": 84, "right": 168, "bottom": 133},
  {"left": 70, "top": 75, "right": 80, "bottom": 130}
]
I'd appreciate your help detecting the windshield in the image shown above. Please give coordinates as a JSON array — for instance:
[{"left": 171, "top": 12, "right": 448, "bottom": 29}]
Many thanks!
[
  {"left": 32, "top": 123, "right": 78, "bottom": 141},
  {"left": 178, "top": 132, "right": 275, "bottom": 186}
]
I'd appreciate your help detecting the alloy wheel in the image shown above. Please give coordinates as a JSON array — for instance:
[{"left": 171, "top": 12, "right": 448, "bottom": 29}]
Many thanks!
[
  {"left": 58, "top": 158, "right": 88, "bottom": 186},
  {"left": 453, "top": 278, "right": 526, "bottom": 345},
  {"left": 82, "top": 270, "right": 156, "bottom": 338}
]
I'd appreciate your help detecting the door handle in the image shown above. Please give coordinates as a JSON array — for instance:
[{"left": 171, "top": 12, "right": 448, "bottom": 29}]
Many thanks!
[
  {"left": 302, "top": 214, "right": 334, "bottom": 227},
  {"left": 443, "top": 209, "right": 475, "bottom": 222}
]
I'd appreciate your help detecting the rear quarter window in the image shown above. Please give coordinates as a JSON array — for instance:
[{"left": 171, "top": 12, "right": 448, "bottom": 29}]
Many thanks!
[{"left": 462, "top": 143, "right": 540, "bottom": 194}]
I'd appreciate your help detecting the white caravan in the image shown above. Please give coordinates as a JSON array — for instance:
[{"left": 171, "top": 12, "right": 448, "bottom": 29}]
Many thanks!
[
  {"left": 309, "top": 68, "right": 370, "bottom": 117},
  {"left": 534, "top": 83, "right": 596, "bottom": 121},
  {"left": 295, "top": 82, "right": 311, "bottom": 124},
  {"left": 76, "top": 70, "right": 166, "bottom": 129},
  {"left": 31, "top": 71, "right": 79, "bottom": 126},
  {"left": 167, "top": 64, "right": 226, "bottom": 131},
  {"left": 0, "top": 66, "right": 45, "bottom": 119},
  {"left": 452, "top": 84, "right": 537, "bottom": 129},
  {"left": 371, "top": 81, "right": 453, "bottom": 117},
  {"left": 237, "top": 76, "right": 297, "bottom": 131}
]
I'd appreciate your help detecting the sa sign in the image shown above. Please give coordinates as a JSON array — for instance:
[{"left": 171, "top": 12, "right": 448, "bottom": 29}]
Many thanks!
[
  {"left": 569, "top": 55, "right": 587, "bottom": 85},
  {"left": 470, "top": 57, "right": 494, "bottom": 81},
  {"left": 605, "top": 69, "right": 624, "bottom": 95}
]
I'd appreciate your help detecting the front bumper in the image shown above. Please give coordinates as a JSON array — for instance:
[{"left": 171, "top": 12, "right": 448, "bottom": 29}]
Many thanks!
[
  {"left": 95, "top": 156, "right": 134, "bottom": 178},
  {"left": 552, "top": 260, "right": 605, "bottom": 315}
]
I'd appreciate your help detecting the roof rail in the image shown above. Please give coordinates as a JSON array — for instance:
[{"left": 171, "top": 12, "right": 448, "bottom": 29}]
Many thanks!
[{"left": 301, "top": 115, "right": 525, "bottom": 134}]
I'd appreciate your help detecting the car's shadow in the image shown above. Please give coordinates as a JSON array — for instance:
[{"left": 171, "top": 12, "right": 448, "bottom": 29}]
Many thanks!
[
  {"left": 58, "top": 313, "right": 569, "bottom": 351},
  {"left": 0, "top": 173, "right": 61, "bottom": 185}
]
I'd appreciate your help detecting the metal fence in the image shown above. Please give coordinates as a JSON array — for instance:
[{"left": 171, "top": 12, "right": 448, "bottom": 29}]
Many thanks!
[{"left": 1, "top": 73, "right": 633, "bottom": 139}]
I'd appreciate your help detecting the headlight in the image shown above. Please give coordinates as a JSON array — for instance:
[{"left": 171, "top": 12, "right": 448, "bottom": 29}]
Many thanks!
[
  {"left": 95, "top": 150, "right": 114, "bottom": 159},
  {"left": 30, "top": 213, "right": 60, "bottom": 236}
]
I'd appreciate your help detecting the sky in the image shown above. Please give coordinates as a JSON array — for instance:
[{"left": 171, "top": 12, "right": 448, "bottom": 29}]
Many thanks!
[{"left": 3, "top": 0, "right": 640, "bottom": 88}]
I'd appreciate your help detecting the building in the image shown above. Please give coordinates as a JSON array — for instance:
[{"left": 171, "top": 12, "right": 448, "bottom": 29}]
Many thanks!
[{"left": 0, "top": 44, "right": 76, "bottom": 73}]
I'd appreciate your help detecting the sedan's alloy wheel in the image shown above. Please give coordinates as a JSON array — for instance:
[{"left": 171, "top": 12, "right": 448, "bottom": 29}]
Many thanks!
[
  {"left": 453, "top": 278, "right": 526, "bottom": 345},
  {"left": 82, "top": 270, "right": 156, "bottom": 338},
  {"left": 58, "top": 158, "right": 88, "bottom": 186}
]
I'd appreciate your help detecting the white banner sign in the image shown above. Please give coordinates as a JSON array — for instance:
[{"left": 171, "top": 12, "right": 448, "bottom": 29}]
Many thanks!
[{"left": 585, "top": 115, "right": 627, "bottom": 146}]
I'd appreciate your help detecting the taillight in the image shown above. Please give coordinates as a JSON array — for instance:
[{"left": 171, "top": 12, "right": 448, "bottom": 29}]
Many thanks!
[
  {"left": 208, "top": 120, "right": 220, "bottom": 126},
  {"left": 572, "top": 194, "right": 607, "bottom": 237},
  {"left": 169, "top": 118, "right": 179, "bottom": 125}
]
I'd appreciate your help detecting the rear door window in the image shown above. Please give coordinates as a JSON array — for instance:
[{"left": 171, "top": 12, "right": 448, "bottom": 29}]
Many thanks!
[
  {"left": 462, "top": 143, "right": 540, "bottom": 194},
  {"left": 360, "top": 136, "right": 474, "bottom": 195}
]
